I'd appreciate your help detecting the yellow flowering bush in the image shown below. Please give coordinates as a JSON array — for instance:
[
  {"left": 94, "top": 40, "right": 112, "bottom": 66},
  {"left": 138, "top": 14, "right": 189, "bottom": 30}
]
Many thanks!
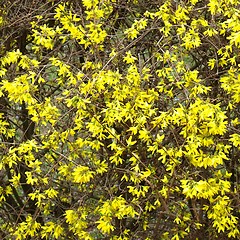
[{"left": 0, "top": 0, "right": 240, "bottom": 239}]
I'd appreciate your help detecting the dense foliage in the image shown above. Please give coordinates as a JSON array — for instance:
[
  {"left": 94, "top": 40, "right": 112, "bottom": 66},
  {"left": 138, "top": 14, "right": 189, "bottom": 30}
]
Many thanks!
[{"left": 0, "top": 0, "right": 240, "bottom": 239}]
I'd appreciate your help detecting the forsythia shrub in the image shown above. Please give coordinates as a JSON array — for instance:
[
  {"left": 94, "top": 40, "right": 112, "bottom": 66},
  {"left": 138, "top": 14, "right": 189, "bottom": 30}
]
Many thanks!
[{"left": 0, "top": 0, "right": 240, "bottom": 239}]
